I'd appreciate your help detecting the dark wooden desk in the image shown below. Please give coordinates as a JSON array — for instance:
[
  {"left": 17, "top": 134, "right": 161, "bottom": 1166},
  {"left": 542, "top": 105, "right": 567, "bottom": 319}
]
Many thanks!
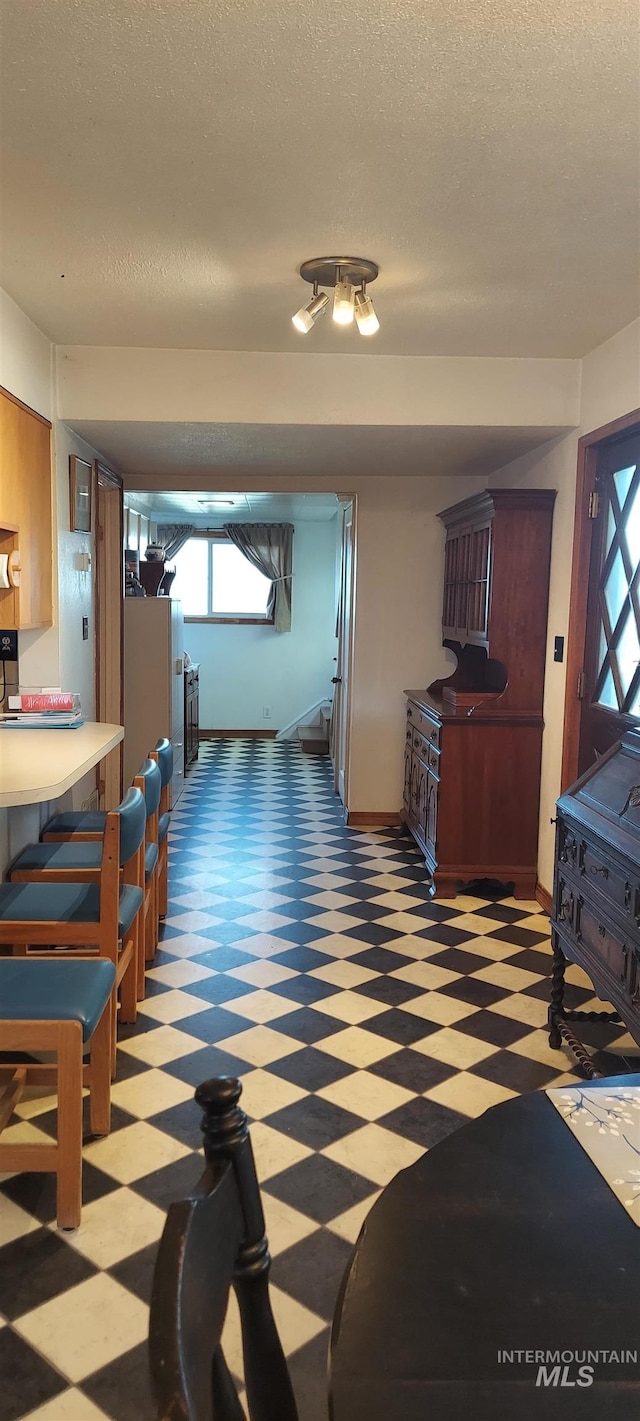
[{"left": 330, "top": 1080, "right": 640, "bottom": 1420}]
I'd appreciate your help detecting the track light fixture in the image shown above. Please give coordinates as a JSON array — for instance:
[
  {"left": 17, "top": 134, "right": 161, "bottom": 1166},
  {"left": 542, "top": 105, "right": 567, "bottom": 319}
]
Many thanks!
[
  {"left": 292, "top": 257, "right": 380, "bottom": 337},
  {"left": 292, "top": 283, "right": 330, "bottom": 333}
]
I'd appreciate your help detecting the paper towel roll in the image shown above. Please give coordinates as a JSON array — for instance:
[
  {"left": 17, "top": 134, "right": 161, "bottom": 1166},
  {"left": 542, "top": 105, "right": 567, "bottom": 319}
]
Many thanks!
[{"left": 0, "top": 554, "right": 9, "bottom": 590}]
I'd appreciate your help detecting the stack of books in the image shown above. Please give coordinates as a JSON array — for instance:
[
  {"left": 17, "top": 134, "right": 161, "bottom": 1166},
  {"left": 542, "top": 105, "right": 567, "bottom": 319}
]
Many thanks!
[{"left": 1, "top": 691, "right": 84, "bottom": 729}]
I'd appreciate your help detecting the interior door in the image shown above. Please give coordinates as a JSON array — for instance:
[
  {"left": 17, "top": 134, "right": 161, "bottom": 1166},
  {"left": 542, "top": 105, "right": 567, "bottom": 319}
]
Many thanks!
[
  {"left": 95, "top": 463, "right": 123, "bottom": 807},
  {"left": 332, "top": 500, "right": 356, "bottom": 808},
  {"left": 577, "top": 427, "right": 640, "bottom": 774}
]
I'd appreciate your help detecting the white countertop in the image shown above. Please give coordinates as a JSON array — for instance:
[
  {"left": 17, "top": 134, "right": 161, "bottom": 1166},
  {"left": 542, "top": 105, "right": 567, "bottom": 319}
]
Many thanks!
[{"left": 0, "top": 721, "right": 124, "bottom": 808}]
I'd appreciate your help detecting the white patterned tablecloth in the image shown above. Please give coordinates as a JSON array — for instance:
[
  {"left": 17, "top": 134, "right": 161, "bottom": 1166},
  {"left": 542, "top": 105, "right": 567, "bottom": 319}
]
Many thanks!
[{"left": 547, "top": 1084, "right": 640, "bottom": 1227}]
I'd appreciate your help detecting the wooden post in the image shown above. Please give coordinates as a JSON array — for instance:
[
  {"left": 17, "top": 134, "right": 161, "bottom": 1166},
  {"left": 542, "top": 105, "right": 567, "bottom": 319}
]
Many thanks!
[{"left": 196, "top": 1077, "right": 299, "bottom": 1421}]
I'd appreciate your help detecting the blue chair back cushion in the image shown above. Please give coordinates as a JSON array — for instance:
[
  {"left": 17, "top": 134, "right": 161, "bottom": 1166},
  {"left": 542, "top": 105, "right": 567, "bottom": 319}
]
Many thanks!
[
  {"left": 154, "top": 737, "right": 174, "bottom": 789},
  {"left": 117, "top": 786, "right": 146, "bottom": 865},
  {"left": 0, "top": 959, "right": 116, "bottom": 1041},
  {"left": 136, "top": 759, "right": 162, "bottom": 817},
  {"left": 145, "top": 842, "right": 160, "bottom": 880},
  {"left": 41, "top": 809, "right": 106, "bottom": 838},
  {"left": 10, "top": 841, "right": 103, "bottom": 875},
  {"left": 0, "top": 881, "right": 144, "bottom": 939}
]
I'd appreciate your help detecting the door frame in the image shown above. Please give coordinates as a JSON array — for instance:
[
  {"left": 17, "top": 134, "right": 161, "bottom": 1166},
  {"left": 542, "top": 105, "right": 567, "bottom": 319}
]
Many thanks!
[
  {"left": 561, "top": 407, "right": 640, "bottom": 791},
  {"left": 332, "top": 496, "right": 357, "bottom": 814},
  {"left": 94, "top": 461, "right": 124, "bottom": 806}
]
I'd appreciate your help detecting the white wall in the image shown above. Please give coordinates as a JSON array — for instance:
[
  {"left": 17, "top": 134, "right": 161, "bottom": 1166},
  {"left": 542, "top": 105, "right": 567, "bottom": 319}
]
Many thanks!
[
  {"left": 183, "top": 520, "right": 338, "bottom": 731},
  {"left": 57, "top": 345, "right": 581, "bottom": 430},
  {"left": 489, "top": 318, "right": 640, "bottom": 894}
]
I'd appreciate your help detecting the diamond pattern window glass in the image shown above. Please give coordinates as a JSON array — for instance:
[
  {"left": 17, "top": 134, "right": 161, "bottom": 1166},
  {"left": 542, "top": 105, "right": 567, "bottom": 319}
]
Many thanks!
[{"left": 594, "top": 464, "right": 640, "bottom": 714}]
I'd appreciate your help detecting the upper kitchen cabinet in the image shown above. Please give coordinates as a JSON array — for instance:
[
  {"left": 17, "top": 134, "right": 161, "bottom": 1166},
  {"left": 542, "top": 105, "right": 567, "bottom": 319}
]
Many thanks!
[{"left": 0, "top": 387, "right": 53, "bottom": 629}]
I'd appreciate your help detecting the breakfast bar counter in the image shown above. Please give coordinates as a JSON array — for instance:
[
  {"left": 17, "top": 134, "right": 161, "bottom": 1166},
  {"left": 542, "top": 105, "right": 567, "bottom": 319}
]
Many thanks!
[{"left": 0, "top": 722, "right": 124, "bottom": 808}]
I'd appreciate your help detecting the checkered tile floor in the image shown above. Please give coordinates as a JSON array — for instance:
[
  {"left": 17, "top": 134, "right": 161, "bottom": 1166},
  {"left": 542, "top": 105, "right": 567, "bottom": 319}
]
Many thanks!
[{"left": 2, "top": 738, "right": 639, "bottom": 1421}]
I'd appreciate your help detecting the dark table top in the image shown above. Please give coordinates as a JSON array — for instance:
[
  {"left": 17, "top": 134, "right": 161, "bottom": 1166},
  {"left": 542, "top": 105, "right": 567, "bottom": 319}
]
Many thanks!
[{"left": 330, "top": 1079, "right": 640, "bottom": 1421}]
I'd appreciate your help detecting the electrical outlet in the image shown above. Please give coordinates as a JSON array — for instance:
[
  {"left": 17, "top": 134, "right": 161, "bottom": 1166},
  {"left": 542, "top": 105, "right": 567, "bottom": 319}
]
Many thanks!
[
  {"left": 0, "top": 629, "right": 18, "bottom": 660},
  {"left": 262, "top": 705, "right": 271, "bottom": 720}
]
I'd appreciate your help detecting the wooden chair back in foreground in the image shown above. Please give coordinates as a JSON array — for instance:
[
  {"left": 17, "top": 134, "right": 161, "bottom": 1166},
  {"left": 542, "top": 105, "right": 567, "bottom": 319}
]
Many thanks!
[{"left": 149, "top": 1076, "right": 299, "bottom": 1421}]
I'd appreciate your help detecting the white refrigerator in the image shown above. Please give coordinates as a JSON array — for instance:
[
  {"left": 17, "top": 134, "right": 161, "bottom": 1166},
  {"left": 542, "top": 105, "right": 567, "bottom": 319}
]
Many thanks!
[{"left": 124, "top": 597, "right": 185, "bottom": 803}]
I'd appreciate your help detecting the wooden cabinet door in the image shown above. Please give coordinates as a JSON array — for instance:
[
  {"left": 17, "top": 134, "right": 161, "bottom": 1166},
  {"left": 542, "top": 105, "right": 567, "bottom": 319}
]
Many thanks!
[
  {"left": 0, "top": 390, "right": 52, "bottom": 628},
  {"left": 403, "top": 738, "right": 414, "bottom": 818},
  {"left": 426, "top": 770, "right": 439, "bottom": 850},
  {"left": 466, "top": 520, "right": 491, "bottom": 645},
  {"left": 414, "top": 757, "right": 429, "bottom": 844}
]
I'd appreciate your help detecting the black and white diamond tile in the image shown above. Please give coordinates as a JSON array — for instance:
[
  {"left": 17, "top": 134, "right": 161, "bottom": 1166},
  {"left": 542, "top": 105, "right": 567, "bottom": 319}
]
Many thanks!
[{"left": 1, "top": 736, "right": 639, "bottom": 1421}]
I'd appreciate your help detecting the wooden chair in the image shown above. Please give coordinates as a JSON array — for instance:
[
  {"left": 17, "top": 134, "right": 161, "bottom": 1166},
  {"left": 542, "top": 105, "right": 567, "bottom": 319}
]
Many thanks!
[
  {"left": 0, "top": 958, "right": 116, "bottom": 1228},
  {"left": 7, "top": 783, "right": 148, "bottom": 1005},
  {"left": 134, "top": 758, "right": 162, "bottom": 972},
  {"left": 0, "top": 787, "right": 146, "bottom": 1060},
  {"left": 150, "top": 737, "right": 173, "bottom": 920},
  {"left": 149, "top": 1076, "right": 299, "bottom": 1421}
]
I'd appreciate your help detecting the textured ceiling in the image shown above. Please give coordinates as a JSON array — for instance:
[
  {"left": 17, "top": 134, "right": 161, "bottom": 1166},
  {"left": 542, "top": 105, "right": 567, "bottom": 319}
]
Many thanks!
[
  {"left": 1, "top": 0, "right": 638, "bottom": 357},
  {"left": 70, "top": 419, "right": 565, "bottom": 479},
  {"left": 126, "top": 491, "right": 340, "bottom": 523}
]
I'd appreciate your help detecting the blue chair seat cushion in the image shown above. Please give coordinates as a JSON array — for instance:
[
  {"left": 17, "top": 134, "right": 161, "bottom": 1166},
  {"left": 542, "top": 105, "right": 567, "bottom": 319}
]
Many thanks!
[
  {"left": 10, "top": 841, "right": 103, "bottom": 875},
  {"left": 0, "top": 959, "right": 116, "bottom": 1041},
  {"left": 0, "top": 882, "right": 144, "bottom": 938},
  {"left": 42, "top": 810, "right": 106, "bottom": 838},
  {"left": 145, "top": 843, "right": 159, "bottom": 881},
  {"left": 158, "top": 812, "right": 170, "bottom": 843}
]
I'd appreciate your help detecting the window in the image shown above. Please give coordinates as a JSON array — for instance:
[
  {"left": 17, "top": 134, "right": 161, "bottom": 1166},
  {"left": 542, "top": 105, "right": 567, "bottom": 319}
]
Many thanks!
[{"left": 171, "top": 536, "right": 273, "bottom": 622}]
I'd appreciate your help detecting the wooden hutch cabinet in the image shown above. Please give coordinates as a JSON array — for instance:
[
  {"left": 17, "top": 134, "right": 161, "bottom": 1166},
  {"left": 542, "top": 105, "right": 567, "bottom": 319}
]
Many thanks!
[{"left": 402, "top": 489, "right": 556, "bottom": 898}]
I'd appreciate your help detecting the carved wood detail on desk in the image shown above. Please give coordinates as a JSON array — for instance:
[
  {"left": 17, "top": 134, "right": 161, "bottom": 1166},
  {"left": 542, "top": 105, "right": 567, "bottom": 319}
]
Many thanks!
[{"left": 549, "top": 729, "right": 640, "bottom": 1076}]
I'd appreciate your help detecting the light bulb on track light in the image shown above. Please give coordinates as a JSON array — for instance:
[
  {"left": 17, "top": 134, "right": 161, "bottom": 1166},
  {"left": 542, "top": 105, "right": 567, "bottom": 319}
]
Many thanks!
[
  {"left": 354, "top": 287, "right": 380, "bottom": 335},
  {"left": 292, "top": 289, "right": 330, "bottom": 333},
  {"left": 333, "top": 276, "right": 355, "bottom": 325}
]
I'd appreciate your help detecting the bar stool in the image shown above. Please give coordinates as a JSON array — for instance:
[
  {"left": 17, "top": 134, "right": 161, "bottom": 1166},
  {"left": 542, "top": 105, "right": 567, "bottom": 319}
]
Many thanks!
[
  {"left": 133, "top": 758, "right": 162, "bottom": 974},
  {"left": 0, "top": 787, "right": 146, "bottom": 1060},
  {"left": 150, "top": 738, "right": 174, "bottom": 921},
  {"left": 0, "top": 958, "right": 116, "bottom": 1229},
  {"left": 10, "top": 782, "right": 151, "bottom": 1001}
]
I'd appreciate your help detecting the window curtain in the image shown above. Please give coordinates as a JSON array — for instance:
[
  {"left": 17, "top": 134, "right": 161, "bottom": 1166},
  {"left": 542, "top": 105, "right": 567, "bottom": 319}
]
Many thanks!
[
  {"left": 224, "top": 523, "right": 294, "bottom": 632},
  {"left": 155, "top": 524, "right": 195, "bottom": 560}
]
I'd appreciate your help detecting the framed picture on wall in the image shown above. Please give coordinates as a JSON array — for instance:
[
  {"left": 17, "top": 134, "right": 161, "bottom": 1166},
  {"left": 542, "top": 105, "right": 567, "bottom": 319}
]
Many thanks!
[{"left": 69, "top": 455, "right": 93, "bottom": 532}]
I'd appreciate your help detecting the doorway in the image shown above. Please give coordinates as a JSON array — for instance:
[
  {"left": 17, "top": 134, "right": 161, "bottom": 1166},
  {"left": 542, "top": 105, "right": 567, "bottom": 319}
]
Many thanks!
[
  {"left": 95, "top": 461, "right": 124, "bottom": 807},
  {"left": 562, "top": 414, "right": 640, "bottom": 786}
]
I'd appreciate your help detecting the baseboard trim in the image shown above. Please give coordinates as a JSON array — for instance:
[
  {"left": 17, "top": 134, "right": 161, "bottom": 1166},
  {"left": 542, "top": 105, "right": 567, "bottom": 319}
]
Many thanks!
[
  {"left": 347, "top": 811, "right": 403, "bottom": 828},
  {"left": 536, "top": 881, "right": 553, "bottom": 915},
  {"left": 200, "top": 729, "right": 278, "bottom": 740}
]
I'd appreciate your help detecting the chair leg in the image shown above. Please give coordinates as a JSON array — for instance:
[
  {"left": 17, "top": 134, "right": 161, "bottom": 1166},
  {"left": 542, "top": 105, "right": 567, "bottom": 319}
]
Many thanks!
[
  {"left": 144, "top": 892, "right": 155, "bottom": 964},
  {"left": 159, "top": 841, "right": 168, "bottom": 918},
  {"left": 56, "top": 1021, "right": 83, "bottom": 1229},
  {"left": 135, "top": 908, "right": 146, "bottom": 1001},
  {"left": 89, "top": 999, "right": 112, "bottom": 1137},
  {"left": 118, "top": 944, "right": 138, "bottom": 1026}
]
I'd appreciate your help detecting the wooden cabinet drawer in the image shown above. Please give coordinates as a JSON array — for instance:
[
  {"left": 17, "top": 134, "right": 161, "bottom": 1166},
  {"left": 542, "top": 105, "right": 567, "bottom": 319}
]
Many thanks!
[
  {"left": 411, "top": 726, "right": 441, "bottom": 773},
  {"left": 577, "top": 841, "right": 635, "bottom": 921},
  {"left": 406, "top": 703, "right": 440, "bottom": 749},
  {"left": 575, "top": 897, "right": 630, "bottom": 987}
]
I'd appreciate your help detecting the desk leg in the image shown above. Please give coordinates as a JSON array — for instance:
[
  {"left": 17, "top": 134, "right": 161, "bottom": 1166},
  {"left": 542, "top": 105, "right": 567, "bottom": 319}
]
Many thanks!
[{"left": 548, "top": 932, "right": 565, "bottom": 1050}]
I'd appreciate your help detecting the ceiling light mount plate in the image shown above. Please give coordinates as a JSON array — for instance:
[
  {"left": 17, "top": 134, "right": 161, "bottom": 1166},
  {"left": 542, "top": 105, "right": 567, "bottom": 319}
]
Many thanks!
[{"left": 299, "top": 256, "right": 379, "bottom": 288}]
